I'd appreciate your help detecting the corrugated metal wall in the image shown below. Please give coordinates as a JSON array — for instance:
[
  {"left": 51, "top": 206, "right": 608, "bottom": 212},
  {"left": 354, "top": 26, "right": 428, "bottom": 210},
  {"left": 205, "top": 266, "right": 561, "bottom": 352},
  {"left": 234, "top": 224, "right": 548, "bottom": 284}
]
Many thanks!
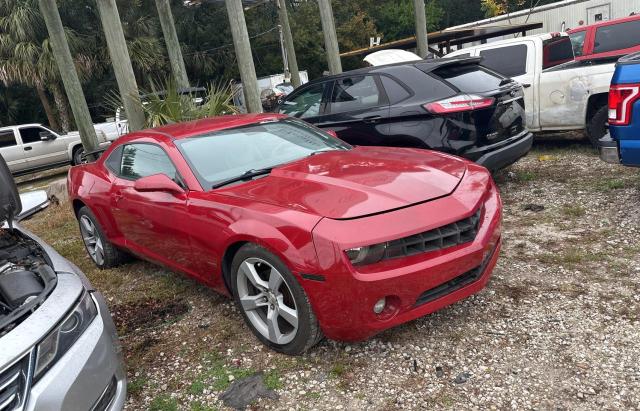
[{"left": 450, "top": 0, "right": 640, "bottom": 43}]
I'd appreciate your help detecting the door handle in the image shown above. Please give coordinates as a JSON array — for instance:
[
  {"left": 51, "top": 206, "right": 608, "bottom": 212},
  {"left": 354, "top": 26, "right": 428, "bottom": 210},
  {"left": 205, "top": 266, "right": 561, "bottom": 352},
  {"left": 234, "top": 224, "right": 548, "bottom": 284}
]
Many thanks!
[
  {"left": 363, "top": 115, "right": 382, "bottom": 124},
  {"left": 23, "top": 146, "right": 32, "bottom": 151},
  {"left": 521, "top": 83, "right": 532, "bottom": 89}
]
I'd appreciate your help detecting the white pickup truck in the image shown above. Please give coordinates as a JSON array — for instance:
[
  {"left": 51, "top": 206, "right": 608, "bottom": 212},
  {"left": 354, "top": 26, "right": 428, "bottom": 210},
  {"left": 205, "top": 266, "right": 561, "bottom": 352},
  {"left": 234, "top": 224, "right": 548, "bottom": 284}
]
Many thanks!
[
  {"left": 0, "top": 124, "right": 110, "bottom": 175},
  {"left": 446, "top": 33, "right": 615, "bottom": 145}
]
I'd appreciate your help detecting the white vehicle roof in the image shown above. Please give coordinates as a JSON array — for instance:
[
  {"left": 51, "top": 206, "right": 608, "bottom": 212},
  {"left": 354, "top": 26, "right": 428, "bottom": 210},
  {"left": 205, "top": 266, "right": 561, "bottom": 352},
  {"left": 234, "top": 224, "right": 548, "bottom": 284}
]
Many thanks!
[
  {"left": 0, "top": 123, "right": 44, "bottom": 130},
  {"left": 364, "top": 49, "right": 423, "bottom": 66},
  {"left": 447, "top": 32, "right": 568, "bottom": 56}
]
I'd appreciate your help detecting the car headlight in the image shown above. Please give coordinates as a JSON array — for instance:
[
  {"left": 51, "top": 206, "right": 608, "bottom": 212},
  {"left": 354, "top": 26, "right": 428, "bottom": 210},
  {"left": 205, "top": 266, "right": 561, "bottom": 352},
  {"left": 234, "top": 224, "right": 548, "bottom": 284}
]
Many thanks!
[
  {"left": 345, "top": 243, "right": 387, "bottom": 266},
  {"left": 34, "top": 291, "right": 98, "bottom": 379}
]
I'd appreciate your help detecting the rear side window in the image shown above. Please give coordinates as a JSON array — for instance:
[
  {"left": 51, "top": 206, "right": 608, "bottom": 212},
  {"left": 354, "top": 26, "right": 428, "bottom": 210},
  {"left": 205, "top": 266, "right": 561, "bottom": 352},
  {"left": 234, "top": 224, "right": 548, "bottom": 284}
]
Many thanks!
[
  {"left": 479, "top": 44, "right": 528, "bottom": 77},
  {"left": 380, "top": 76, "right": 411, "bottom": 104},
  {"left": 434, "top": 65, "right": 504, "bottom": 93},
  {"left": 569, "top": 31, "right": 586, "bottom": 57},
  {"left": 119, "top": 143, "right": 178, "bottom": 181},
  {"left": 542, "top": 36, "right": 574, "bottom": 69},
  {"left": 279, "top": 83, "right": 325, "bottom": 119},
  {"left": 594, "top": 20, "right": 640, "bottom": 54},
  {"left": 105, "top": 145, "right": 123, "bottom": 173},
  {"left": 329, "top": 76, "right": 386, "bottom": 114},
  {"left": 0, "top": 130, "right": 16, "bottom": 148}
]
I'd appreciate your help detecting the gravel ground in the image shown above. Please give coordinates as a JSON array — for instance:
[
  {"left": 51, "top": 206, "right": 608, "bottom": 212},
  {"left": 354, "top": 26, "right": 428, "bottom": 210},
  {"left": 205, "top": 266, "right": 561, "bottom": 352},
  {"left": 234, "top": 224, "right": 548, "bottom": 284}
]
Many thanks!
[{"left": 22, "top": 137, "right": 640, "bottom": 410}]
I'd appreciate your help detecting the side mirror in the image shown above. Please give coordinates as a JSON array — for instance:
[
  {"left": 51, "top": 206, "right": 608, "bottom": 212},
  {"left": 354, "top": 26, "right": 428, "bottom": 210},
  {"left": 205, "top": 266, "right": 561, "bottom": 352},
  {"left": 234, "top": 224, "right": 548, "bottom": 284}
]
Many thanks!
[
  {"left": 326, "top": 129, "right": 338, "bottom": 138},
  {"left": 133, "top": 174, "right": 184, "bottom": 194},
  {"left": 39, "top": 131, "right": 56, "bottom": 141},
  {"left": 17, "top": 190, "right": 49, "bottom": 221}
]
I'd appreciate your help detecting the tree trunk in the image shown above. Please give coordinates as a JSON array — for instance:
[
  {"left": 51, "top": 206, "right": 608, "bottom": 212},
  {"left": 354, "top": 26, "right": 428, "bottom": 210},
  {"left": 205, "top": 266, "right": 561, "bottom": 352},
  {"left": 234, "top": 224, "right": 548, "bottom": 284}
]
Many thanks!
[
  {"left": 36, "top": 85, "right": 60, "bottom": 131},
  {"left": 50, "top": 83, "right": 72, "bottom": 132}
]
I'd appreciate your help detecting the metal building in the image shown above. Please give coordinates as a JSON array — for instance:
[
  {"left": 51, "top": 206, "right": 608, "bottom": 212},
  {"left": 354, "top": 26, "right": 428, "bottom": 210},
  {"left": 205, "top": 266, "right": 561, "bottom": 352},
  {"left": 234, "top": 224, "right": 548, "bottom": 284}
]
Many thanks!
[{"left": 449, "top": 0, "right": 640, "bottom": 40}]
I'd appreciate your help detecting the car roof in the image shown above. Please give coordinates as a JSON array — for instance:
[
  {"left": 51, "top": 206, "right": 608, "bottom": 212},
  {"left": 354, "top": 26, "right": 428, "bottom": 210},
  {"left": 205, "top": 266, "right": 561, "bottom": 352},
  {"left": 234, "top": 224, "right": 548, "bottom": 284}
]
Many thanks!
[
  {"left": 447, "top": 32, "right": 564, "bottom": 56},
  {"left": 568, "top": 14, "right": 640, "bottom": 32},
  {"left": 141, "top": 113, "right": 287, "bottom": 140},
  {"left": 303, "top": 56, "right": 482, "bottom": 85}
]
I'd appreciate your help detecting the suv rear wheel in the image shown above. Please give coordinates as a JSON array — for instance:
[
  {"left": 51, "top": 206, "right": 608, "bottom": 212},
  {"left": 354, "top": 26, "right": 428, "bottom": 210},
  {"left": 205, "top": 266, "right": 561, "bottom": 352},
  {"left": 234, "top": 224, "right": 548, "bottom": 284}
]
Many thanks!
[{"left": 231, "top": 244, "right": 323, "bottom": 355}]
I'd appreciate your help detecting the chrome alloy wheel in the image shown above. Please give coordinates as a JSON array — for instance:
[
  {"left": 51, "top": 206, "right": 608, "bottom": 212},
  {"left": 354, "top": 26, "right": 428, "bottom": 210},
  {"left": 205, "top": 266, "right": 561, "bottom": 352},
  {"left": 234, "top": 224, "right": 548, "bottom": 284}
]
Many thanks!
[
  {"left": 236, "top": 258, "right": 299, "bottom": 345},
  {"left": 79, "top": 215, "right": 104, "bottom": 266}
]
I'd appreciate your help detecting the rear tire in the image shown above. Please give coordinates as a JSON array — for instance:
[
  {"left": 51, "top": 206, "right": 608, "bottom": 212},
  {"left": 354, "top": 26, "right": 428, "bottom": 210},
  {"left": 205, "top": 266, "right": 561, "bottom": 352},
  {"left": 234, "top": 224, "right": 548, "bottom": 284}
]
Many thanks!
[
  {"left": 586, "top": 105, "right": 608, "bottom": 147},
  {"left": 72, "top": 146, "right": 85, "bottom": 166},
  {"left": 231, "top": 243, "right": 323, "bottom": 355},
  {"left": 77, "top": 206, "right": 129, "bottom": 269}
]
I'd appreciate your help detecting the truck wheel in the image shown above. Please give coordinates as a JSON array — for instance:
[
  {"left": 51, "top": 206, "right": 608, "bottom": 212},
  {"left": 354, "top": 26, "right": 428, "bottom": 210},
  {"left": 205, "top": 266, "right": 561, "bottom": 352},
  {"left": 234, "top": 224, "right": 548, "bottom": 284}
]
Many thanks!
[
  {"left": 72, "top": 146, "right": 86, "bottom": 166},
  {"left": 586, "top": 105, "right": 608, "bottom": 147}
]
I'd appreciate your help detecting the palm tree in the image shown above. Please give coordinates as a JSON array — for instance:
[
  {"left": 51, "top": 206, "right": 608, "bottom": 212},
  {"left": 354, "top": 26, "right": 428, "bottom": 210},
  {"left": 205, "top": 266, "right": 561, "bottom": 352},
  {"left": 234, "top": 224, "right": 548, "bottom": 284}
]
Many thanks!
[{"left": 0, "top": 0, "right": 98, "bottom": 131}]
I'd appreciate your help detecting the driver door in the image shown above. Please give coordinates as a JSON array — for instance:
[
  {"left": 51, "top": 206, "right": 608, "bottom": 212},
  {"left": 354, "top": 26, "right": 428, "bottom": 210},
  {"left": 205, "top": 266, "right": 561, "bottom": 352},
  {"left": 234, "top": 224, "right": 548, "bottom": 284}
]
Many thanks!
[
  {"left": 109, "top": 142, "right": 194, "bottom": 273},
  {"left": 19, "top": 126, "right": 67, "bottom": 169}
]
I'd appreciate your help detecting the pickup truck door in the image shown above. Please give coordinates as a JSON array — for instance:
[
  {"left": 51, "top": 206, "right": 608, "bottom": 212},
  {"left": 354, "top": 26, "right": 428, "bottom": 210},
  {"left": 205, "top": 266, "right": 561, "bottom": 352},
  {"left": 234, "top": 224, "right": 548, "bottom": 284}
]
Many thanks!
[
  {"left": 18, "top": 126, "right": 68, "bottom": 169},
  {"left": 473, "top": 41, "right": 538, "bottom": 131},
  {"left": 0, "top": 128, "right": 28, "bottom": 173}
]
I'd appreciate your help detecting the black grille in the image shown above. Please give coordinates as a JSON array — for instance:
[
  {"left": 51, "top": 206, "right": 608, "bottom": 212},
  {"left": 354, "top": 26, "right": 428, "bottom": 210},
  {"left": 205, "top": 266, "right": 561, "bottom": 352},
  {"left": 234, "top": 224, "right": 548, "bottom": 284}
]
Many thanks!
[
  {"left": 91, "top": 377, "right": 117, "bottom": 411},
  {"left": 0, "top": 353, "right": 31, "bottom": 411},
  {"left": 384, "top": 209, "right": 482, "bottom": 260},
  {"left": 414, "top": 241, "right": 498, "bottom": 307}
]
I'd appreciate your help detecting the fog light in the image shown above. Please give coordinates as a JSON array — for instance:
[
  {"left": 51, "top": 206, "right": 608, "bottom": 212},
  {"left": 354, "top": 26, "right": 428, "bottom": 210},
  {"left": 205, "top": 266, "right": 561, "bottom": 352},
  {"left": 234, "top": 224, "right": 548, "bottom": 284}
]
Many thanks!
[{"left": 373, "top": 298, "right": 386, "bottom": 314}]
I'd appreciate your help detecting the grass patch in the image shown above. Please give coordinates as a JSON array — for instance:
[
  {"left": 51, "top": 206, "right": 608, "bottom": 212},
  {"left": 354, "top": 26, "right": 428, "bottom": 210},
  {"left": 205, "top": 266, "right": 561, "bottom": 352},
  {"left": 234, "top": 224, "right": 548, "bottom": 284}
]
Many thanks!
[
  {"left": 189, "top": 352, "right": 257, "bottom": 394},
  {"left": 149, "top": 394, "right": 178, "bottom": 411},
  {"left": 561, "top": 204, "right": 586, "bottom": 218},
  {"left": 538, "top": 247, "right": 608, "bottom": 268},
  {"left": 190, "top": 401, "right": 218, "bottom": 411},
  {"left": 513, "top": 170, "right": 537, "bottom": 183},
  {"left": 594, "top": 178, "right": 626, "bottom": 191},
  {"left": 127, "top": 375, "right": 148, "bottom": 397},
  {"left": 264, "top": 370, "right": 284, "bottom": 390},
  {"left": 329, "top": 361, "right": 347, "bottom": 378}
]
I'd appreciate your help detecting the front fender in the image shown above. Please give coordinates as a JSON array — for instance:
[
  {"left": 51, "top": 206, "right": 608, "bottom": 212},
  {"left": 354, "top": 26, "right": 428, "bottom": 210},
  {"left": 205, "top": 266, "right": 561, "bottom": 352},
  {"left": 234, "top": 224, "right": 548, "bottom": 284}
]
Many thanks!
[{"left": 223, "top": 218, "right": 320, "bottom": 277}]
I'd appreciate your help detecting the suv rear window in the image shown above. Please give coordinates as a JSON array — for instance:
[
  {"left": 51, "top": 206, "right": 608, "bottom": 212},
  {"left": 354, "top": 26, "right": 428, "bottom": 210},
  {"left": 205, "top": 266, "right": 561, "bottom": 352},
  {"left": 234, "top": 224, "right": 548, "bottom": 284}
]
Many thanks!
[
  {"left": 594, "top": 20, "right": 640, "bottom": 54},
  {"left": 433, "top": 65, "right": 504, "bottom": 93},
  {"left": 542, "top": 36, "right": 574, "bottom": 69}
]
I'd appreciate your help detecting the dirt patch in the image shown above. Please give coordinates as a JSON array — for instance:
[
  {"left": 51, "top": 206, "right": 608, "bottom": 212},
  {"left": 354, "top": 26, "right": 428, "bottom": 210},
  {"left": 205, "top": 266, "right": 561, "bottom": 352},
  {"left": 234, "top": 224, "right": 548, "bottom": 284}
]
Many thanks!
[{"left": 112, "top": 298, "right": 190, "bottom": 335}]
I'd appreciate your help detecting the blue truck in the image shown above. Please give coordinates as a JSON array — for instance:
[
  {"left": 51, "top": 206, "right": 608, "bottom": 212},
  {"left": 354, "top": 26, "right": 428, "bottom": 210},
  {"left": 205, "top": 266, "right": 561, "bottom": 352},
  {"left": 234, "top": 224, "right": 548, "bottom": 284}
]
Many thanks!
[{"left": 600, "top": 52, "right": 640, "bottom": 166}]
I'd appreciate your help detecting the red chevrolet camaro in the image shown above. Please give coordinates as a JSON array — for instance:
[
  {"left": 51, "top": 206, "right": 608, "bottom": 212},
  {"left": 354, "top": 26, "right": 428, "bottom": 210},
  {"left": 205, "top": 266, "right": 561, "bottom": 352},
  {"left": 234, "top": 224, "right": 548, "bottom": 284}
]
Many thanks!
[{"left": 68, "top": 114, "right": 502, "bottom": 354}]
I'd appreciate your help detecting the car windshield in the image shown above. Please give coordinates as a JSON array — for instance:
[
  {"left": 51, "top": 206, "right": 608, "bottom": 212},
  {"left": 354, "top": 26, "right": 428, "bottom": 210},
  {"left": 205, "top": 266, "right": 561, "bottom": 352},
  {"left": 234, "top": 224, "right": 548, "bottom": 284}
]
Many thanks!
[{"left": 176, "top": 119, "right": 351, "bottom": 189}]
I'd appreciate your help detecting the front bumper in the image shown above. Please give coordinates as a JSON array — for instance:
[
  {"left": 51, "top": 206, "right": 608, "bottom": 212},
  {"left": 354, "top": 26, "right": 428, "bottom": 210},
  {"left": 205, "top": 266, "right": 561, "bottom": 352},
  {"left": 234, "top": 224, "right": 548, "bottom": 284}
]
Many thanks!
[
  {"left": 308, "top": 165, "right": 501, "bottom": 341},
  {"left": 25, "top": 291, "right": 126, "bottom": 411}
]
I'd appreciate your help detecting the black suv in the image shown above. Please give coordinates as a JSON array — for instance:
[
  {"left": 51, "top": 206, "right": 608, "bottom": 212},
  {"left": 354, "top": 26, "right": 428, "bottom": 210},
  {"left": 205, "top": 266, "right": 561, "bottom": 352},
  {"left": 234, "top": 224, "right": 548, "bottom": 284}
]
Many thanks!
[{"left": 278, "top": 57, "right": 533, "bottom": 171}]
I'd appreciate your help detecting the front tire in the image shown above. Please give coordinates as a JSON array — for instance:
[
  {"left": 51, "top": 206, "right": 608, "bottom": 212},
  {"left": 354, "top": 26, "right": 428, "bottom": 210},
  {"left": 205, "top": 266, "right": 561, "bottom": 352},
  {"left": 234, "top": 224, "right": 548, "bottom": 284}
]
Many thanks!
[
  {"left": 72, "top": 146, "right": 85, "bottom": 166},
  {"left": 77, "top": 206, "right": 128, "bottom": 269},
  {"left": 586, "top": 105, "right": 608, "bottom": 147},
  {"left": 231, "top": 244, "right": 323, "bottom": 355}
]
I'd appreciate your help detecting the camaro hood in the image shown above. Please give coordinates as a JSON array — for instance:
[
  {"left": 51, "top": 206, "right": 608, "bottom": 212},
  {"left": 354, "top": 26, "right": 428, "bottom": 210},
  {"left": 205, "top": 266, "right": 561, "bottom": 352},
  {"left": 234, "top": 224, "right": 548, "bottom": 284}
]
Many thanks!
[
  {"left": 0, "top": 154, "right": 21, "bottom": 226},
  {"left": 222, "top": 146, "right": 467, "bottom": 219}
]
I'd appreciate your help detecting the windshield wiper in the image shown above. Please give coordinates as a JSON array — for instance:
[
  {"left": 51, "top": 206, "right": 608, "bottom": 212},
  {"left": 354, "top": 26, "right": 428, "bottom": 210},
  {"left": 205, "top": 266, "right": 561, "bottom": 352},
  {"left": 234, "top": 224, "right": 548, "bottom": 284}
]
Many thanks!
[
  {"left": 308, "top": 149, "right": 338, "bottom": 157},
  {"left": 211, "top": 167, "right": 273, "bottom": 189}
]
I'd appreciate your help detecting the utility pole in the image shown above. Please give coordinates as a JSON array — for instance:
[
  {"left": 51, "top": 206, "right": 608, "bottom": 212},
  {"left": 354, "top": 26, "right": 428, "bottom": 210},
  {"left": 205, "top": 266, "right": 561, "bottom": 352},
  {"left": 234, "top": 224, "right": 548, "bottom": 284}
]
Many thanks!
[
  {"left": 225, "top": 0, "right": 262, "bottom": 113},
  {"left": 317, "top": 0, "right": 341, "bottom": 74},
  {"left": 37, "top": 0, "right": 100, "bottom": 155},
  {"left": 155, "top": 0, "right": 190, "bottom": 89},
  {"left": 96, "top": 0, "right": 146, "bottom": 131},
  {"left": 414, "top": 0, "right": 429, "bottom": 58},
  {"left": 276, "top": 0, "right": 301, "bottom": 87}
]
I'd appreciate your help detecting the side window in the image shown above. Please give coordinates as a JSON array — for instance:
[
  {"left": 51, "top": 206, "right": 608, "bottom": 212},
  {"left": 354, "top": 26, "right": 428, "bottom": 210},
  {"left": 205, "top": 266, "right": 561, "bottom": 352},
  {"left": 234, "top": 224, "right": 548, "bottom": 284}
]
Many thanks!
[
  {"left": 329, "top": 76, "right": 386, "bottom": 114},
  {"left": 105, "top": 145, "right": 123, "bottom": 173},
  {"left": 479, "top": 44, "right": 528, "bottom": 77},
  {"left": 278, "top": 83, "right": 325, "bottom": 119},
  {"left": 380, "top": 76, "right": 411, "bottom": 104},
  {"left": 569, "top": 31, "right": 586, "bottom": 57},
  {"left": 19, "top": 127, "right": 47, "bottom": 144},
  {"left": 542, "top": 36, "right": 574, "bottom": 69},
  {"left": 0, "top": 130, "right": 16, "bottom": 149},
  {"left": 119, "top": 143, "right": 177, "bottom": 181},
  {"left": 594, "top": 20, "right": 640, "bottom": 54}
]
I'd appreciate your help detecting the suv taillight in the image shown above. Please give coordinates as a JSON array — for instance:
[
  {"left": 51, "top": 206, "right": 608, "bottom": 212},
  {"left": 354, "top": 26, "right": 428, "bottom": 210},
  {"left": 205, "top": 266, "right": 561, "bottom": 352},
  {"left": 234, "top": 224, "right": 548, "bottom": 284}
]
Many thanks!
[
  {"left": 424, "top": 95, "right": 495, "bottom": 114},
  {"left": 609, "top": 84, "right": 640, "bottom": 126}
]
